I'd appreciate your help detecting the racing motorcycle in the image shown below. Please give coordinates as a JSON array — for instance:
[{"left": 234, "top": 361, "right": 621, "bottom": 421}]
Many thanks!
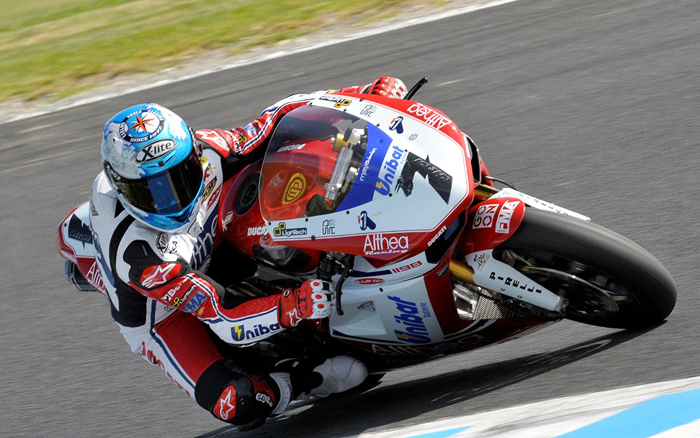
[{"left": 57, "top": 79, "right": 676, "bottom": 374}]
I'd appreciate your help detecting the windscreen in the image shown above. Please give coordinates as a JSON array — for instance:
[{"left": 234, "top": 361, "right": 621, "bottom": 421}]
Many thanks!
[{"left": 259, "top": 105, "right": 390, "bottom": 222}]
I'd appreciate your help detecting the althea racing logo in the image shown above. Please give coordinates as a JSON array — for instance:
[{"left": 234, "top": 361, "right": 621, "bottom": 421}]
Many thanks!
[
  {"left": 364, "top": 233, "right": 409, "bottom": 255},
  {"left": 232, "top": 323, "right": 282, "bottom": 342}
]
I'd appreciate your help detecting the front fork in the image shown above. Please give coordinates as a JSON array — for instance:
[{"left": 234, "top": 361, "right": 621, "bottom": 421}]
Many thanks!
[{"left": 449, "top": 184, "right": 584, "bottom": 314}]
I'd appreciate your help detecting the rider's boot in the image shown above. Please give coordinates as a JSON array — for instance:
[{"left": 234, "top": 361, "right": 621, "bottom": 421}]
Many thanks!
[{"left": 306, "top": 355, "right": 368, "bottom": 398}]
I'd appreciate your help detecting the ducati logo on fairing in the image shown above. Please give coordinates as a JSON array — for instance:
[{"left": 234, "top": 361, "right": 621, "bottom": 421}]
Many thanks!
[
  {"left": 389, "top": 295, "right": 430, "bottom": 344},
  {"left": 427, "top": 225, "right": 447, "bottom": 246},
  {"left": 247, "top": 226, "right": 266, "bottom": 236}
]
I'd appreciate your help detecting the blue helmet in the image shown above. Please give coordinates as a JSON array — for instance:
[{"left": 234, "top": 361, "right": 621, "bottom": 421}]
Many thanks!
[{"left": 101, "top": 103, "right": 204, "bottom": 231}]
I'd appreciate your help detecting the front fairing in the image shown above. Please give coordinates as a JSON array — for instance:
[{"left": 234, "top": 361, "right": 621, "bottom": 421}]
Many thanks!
[{"left": 259, "top": 93, "right": 473, "bottom": 263}]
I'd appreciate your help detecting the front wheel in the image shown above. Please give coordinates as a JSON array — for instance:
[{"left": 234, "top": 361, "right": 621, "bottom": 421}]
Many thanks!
[{"left": 493, "top": 208, "right": 676, "bottom": 329}]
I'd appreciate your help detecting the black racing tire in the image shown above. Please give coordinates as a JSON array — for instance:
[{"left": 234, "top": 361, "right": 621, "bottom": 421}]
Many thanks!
[{"left": 493, "top": 208, "right": 676, "bottom": 329}]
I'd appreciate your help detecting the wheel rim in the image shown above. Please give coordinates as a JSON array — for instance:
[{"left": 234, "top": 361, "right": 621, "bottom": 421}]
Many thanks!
[{"left": 500, "top": 250, "right": 637, "bottom": 320}]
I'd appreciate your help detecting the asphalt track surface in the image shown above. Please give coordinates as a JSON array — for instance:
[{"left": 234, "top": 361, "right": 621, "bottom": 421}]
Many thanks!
[{"left": 1, "top": 0, "right": 699, "bottom": 436}]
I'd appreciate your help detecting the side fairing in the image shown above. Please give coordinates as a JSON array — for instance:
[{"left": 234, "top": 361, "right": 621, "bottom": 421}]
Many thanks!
[{"left": 57, "top": 202, "right": 105, "bottom": 293}]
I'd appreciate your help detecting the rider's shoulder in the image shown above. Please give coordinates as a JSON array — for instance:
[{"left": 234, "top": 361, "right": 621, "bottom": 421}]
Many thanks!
[{"left": 89, "top": 172, "right": 118, "bottom": 216}]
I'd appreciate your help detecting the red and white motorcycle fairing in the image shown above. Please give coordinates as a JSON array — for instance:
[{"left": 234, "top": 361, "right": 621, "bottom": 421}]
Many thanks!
[
  {"left": 57, "top": 203, "right": 105, "bottom": 294},
  {"left": 252, "top": 93, "right": 556, "bottom": 355}
]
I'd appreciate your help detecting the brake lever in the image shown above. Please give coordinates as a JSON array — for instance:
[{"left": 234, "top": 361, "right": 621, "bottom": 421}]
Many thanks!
[{"left": 334, "top": 255, "right": 355, "bottom": 316}]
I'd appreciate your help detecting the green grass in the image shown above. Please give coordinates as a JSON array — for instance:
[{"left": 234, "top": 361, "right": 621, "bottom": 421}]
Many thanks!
[{"left": 0, "top": 0, "right": 444, "bottom": 103}]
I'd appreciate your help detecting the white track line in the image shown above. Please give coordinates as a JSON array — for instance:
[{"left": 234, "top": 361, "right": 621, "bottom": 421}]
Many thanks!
[{"left": 356, "top": 376, "right": 700, "bottom": 438}]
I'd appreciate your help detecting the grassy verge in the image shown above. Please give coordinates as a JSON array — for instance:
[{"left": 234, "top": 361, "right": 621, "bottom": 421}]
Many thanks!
[{"left": 1, "top": 0, "right": 444, "bottom": 104}]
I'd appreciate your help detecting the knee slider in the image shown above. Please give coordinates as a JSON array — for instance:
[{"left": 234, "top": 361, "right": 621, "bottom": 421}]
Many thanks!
[{"left": 195, "top": 360, "right": 279, "bottom": 428}]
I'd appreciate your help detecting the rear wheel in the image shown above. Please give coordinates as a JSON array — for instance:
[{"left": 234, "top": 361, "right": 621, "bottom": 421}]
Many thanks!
[{"left": 493, "top": 209, "right": 676, "bottom": 329}]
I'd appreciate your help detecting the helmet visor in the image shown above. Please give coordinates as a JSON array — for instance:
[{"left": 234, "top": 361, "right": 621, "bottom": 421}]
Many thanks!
[{"left": 107, "top": 150, "right": 203, "bottom": 215}]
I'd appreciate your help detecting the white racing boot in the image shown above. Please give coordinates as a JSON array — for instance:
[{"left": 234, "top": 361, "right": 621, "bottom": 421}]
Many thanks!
[{"left": 307, "top": 355, "right": 368, "bottom": 398}]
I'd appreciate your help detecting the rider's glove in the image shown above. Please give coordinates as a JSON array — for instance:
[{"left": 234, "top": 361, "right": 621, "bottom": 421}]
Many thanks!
[
  {"left": 364, "top": 76, "right": 408, "bottom": 99},
  {"left": 278, "top": 279, "right": 334, "bottom": 328}
]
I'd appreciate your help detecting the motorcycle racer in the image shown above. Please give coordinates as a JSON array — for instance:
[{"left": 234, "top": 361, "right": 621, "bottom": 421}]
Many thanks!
[{"left": 88, "top": 77, "right": 407, "bottom": 429}]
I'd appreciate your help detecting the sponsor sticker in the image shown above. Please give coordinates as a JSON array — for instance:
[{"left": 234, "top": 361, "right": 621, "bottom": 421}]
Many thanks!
[
  {"left": 358, "top": 211, "right": 377, "bottom": 231},
  {"left": 181, "top": 290, "right": 207, "bottom": 313},
  {"left": 278, "top": 143, "right": 305, "bottom": 152},
  {"left": 364, "top": 234, "right": 409, "bottom": 255},
  {"left": 172, "top": 284, "right": 197, "bottom": 308},
  {"left": 163, "top": 282, "right": 185, "bottom": 303},
  {"left": 489, "top": 271, "right": 543, "bottom": 294},
  {"left": 407, "top": 103, "right": 453, "bottom": 130},
  {"left": 358, "top": 147, "right": 377, "bottom": 183},
  {"left": 231, "top": 322, "right": 282, "bottom": 342},
  {"left": 473, "top": 204, "right": 498, "bottom": 229},
  {"left": 273, "top": 222, "right": 307, "bottom": 238},
  {"left": 202, "top": 177, "right": 218, "bottom": 201},
  {"left": 319, "top": 95, "right": 352, "bottom": 108},
  {"left": 282, "top": 173, "right": 306, "bottom": 205},
  {"left": 473, "top": 252, "right": 490, "bottom": 271},
  {"left": 322, "top": 219, "right": 336, "bottom": 235},
  {"left": 389, "top": 116, "right": 405, "bottom": 134},
  {"left": 134, "top": 139, "right": 175, "bottom": 163},
  {"left": 355, "top": 278, "right": 385, "bottom": 285},
  {"left": 375, "top": 145, "right": 407, "bottom": 196},
  {"left": 389, "top": 295, "right": 430, "bottom": 344},
  {"left": 496, "top": 201, "right": 519, "bottom": 234},
  {"left": 361, "top": 105, "right": 377, "bottom": 117},
  {"left": 119, "top": 109, "right": 165, "bottom": 143},
  {"left": 206, "top": 185, "right": 222, "bottom": 209}
]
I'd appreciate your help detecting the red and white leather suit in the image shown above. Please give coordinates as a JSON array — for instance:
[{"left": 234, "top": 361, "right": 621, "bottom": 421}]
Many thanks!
[{"left": 89, "top": 77, "right": 406, "bottom": 427}]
